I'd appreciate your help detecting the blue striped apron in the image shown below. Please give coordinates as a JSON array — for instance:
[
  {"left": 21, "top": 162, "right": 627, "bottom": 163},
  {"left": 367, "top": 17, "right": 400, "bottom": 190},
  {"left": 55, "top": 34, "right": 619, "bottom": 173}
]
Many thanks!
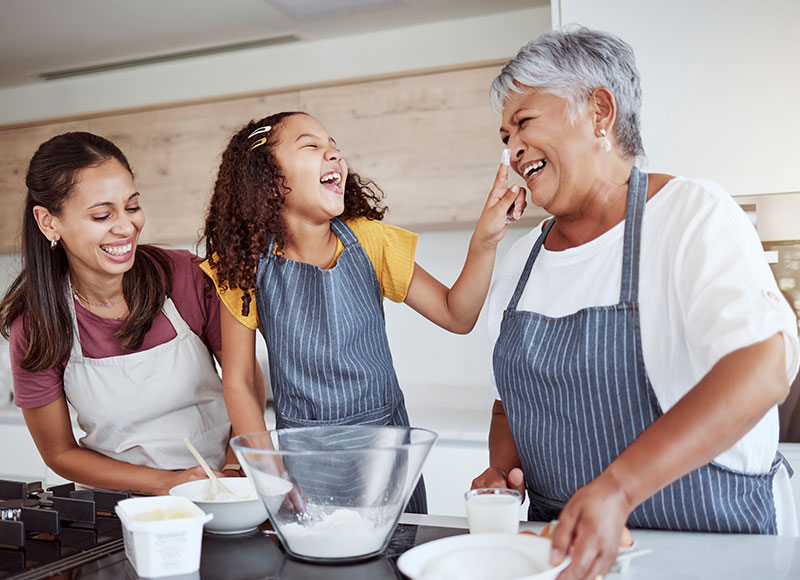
[
  {"left": 255, "top": 217, "right": 426, "bottom": 513},
  {"left": 493, "top": 166, "right": 786, "bottom": 533}
]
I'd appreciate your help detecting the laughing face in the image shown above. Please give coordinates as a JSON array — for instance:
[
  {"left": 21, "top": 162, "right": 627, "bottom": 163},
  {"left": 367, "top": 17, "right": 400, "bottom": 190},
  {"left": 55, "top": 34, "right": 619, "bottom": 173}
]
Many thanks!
[
  {"left": 51, "top": 158, "right": 144, "bottom": 281},
  {"left": 500, "top": 87, "right": 599, "bottom": 213},
  {"left": 272, "top": 114, "right": 348, "bottom": 222}
]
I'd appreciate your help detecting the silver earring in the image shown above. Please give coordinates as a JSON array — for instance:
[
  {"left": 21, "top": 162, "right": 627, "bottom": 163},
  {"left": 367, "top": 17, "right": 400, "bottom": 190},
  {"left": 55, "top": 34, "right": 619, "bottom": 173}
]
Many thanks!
[
  {"left": 599, "top": 129, "right": 612, "bottom": 152},
  {"left": 50, "top": 238, "right": 57, "bottom": 250}
]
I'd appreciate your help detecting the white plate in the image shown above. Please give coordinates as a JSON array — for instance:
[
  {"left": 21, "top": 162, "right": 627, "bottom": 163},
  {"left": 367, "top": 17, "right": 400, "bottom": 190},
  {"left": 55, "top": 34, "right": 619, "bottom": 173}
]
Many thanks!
[{"left": 397, "top": 533, "right": 569, "bottom": 580}]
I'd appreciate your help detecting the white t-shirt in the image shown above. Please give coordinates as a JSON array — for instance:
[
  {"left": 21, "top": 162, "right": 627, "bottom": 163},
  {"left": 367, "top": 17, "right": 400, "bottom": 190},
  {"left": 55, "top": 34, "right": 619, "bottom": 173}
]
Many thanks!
[{"left": 487, "top": 176, "right": 800, "bottom": 534}]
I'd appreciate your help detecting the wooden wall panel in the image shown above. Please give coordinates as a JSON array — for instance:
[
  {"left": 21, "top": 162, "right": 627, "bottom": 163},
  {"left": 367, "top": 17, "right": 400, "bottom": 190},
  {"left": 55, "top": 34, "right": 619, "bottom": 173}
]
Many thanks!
[
  {"left": 0, "top": 64, "right": 544, "bottom": 253},
  {"left": 86, "top": 92, "right": 300, "bottom": 247},
  {"left": 0, "top": 120, "right": 89, "bottom": 252}
]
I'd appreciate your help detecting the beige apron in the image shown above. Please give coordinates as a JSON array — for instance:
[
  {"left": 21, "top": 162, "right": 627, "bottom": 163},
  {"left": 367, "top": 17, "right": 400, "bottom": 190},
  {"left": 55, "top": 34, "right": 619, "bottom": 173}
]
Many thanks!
[{"left": 63, "top": 292, "right": 230, "bottom": 470}]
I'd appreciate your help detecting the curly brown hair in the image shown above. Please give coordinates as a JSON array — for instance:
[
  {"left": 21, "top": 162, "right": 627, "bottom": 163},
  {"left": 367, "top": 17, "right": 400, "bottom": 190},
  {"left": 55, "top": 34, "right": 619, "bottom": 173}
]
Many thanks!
[{"left": 203, "top": 111, "right": 387, "bottom": 317}]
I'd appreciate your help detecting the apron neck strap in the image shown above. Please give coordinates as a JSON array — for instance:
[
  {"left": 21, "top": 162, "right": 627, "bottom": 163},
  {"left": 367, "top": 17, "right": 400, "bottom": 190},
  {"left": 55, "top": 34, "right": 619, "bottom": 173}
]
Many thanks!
[
  {"left": 65, "top": 275, "right": 83, "bottom": 358},
  {"left": 65, "top": 273, "right": 184, "bottom": 359},
  {"left": 619, "top": 166, "right": 648, "bottom": 303},
  {"left": 330, "top": 217, "right": 359, "bottom": 247},
  {"left": 505, "top": 165, "right": 648, "bottom": 311},
  {"left": 261, "top": 218, "right": 357, "bottom": 264},
  {"left": 507, "top": 219, "right": 555, "bottom": 311}
]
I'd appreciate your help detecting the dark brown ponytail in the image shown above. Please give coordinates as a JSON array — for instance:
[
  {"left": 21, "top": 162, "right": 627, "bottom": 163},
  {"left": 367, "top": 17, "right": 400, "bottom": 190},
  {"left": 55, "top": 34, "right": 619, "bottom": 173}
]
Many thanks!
[{"left": 0, "top": 132, "right": 173, "bottom": 371}]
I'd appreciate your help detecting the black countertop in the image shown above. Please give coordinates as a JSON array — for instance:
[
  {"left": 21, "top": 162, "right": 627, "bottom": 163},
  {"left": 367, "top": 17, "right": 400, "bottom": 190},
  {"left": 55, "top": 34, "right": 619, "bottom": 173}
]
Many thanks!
[{"left": 58, "top": 523, "right": 466, "bottom": 580}]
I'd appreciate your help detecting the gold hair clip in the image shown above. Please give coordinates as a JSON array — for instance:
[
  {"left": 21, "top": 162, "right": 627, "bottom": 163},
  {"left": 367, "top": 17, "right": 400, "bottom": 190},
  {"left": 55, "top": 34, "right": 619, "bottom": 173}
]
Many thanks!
[
  {"left": 249, "top": 137, "right": 267, "bottom": 151},
  {"left": 248, "top": 125, "right": 272, "bottom": 151}
]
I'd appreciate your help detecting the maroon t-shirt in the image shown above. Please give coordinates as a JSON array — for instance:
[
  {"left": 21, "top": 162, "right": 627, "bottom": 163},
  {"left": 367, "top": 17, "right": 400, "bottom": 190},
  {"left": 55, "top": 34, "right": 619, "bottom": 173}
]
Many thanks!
[{"left": 10, "top": 249, "right": 222, "bottom": 409}]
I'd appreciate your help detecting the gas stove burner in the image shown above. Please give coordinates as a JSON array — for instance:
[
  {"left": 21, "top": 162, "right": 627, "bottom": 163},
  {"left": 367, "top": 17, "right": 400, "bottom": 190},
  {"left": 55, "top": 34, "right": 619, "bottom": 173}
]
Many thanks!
[
  {"left": 0, "top": 479, "right": 130, "bottom": 578},
  {"left": 0, "top": 499, "right": 40, "bottom": 523},
  {"left": 0, "top": 509, "right": 21, "bottom": 522}
]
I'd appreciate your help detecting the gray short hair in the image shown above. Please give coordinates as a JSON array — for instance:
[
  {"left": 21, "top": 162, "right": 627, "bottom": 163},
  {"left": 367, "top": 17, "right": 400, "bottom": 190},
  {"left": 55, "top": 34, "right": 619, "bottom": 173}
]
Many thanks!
[{"left": 491, "top": 27, "right": 644, "bottom": 159}]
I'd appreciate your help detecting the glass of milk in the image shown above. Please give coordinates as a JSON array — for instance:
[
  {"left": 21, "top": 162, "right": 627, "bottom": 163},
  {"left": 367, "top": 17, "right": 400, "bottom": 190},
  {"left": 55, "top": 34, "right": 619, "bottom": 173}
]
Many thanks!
[{"left": 464, "top": 488, "right": 522, "bottom": 534}]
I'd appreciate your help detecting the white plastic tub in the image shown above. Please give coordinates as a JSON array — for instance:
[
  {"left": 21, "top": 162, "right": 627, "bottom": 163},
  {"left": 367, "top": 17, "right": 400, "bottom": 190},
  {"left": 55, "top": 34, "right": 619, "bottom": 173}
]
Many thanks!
[{"left": 115, "top": 495, "right": 212, "bottom": 578}]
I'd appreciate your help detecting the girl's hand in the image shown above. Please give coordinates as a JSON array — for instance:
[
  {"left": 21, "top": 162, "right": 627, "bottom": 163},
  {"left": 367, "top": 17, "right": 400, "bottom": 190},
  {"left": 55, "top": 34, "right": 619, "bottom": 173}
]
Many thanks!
[
  {"left": 548, "top": 474, "right": 633, "bottom": 580},
  {"left": 473, "top": 153, "right": 527, "bottom": 249}
]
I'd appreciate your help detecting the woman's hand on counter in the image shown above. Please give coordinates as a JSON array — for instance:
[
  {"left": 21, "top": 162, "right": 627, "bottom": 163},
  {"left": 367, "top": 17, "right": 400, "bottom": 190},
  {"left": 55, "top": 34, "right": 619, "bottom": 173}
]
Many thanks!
[{"left": 548, "top": 472, "right": 633, "bottom": 580}]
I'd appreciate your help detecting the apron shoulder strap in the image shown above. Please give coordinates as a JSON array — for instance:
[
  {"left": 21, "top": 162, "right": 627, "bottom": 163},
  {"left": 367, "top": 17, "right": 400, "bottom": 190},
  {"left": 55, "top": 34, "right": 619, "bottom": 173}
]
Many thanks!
[
  {"left": 330, "top": 217, "right": 359, "bottom": 247},
  {"left": 506, "top": 219, "right": 555, "bottom": 311},
  {"left": 619, "top": 166, "right": 648, "bottom": 304},
  {"left": 64, "top": 278, "right": 83, "bottom": 359},
  {"left": 506, "top": 164, "right": 649, "bottom": 311},
  {"left": 160, "top": 296, "right": 191, "bottom": 335}
]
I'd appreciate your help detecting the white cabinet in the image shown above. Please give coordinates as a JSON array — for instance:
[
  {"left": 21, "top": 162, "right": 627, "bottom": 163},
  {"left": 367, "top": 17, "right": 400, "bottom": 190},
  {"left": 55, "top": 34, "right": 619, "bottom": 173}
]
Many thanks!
[
  {"left": 422, "top": 439, "right": 488, "bottom": 517},
  {"left": 0, "top": 415, "right": 48, "bottom": 482},
  {"left": 411, "top": 405, "right": 529, "bottom": 519},
  {"left": 422, "top": 438, "right": 530, "bottom": 520},
  {"left": 409, "top": 405, "right": 492, "bottom": 517},
  {"left": 0, "top": 409, "right": 80, "bottom": 485},
  {"left": 778, "top": 443, "right": 800, "bottom": 529}
]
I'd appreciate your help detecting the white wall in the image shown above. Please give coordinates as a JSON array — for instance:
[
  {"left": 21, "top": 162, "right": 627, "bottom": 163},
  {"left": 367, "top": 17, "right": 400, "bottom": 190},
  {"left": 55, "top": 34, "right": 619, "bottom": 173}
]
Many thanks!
[
  {"left": 0, "top": 254, "right": 20, "bottom": 301},
  {"left": 387, "top": 226, "right": 530, "bottom": 412},
  {"left": 0, "top": 255, "right": 20, "bottom": 407},
  {"left": 553, "top": 0, "right": 800, "bottom": 196},
  {"left": 0, "top": 6, "right": 550, "bottom": 126},
  {"left": 0, "top": 226, "right": 532, "bottom": 410}
]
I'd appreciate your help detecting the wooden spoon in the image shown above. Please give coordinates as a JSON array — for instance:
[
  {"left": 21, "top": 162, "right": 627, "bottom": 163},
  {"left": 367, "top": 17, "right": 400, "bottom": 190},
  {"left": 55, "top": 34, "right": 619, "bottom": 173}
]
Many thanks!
[{"left": 183, "top": 438, "right": 238, "bottom": 499}]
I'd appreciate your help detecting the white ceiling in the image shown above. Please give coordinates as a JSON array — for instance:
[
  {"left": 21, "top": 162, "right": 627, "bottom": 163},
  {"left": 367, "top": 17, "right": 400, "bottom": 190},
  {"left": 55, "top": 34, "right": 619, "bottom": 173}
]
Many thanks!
[{"left": 0, "top": 0, "right": 541, "bottom": 89}]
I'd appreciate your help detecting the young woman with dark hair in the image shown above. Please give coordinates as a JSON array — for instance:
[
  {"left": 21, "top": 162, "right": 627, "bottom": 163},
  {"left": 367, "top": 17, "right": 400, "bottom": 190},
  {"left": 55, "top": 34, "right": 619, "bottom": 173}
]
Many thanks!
[{"left": 0, "top": 132, "right": 252, "bottom": 494}]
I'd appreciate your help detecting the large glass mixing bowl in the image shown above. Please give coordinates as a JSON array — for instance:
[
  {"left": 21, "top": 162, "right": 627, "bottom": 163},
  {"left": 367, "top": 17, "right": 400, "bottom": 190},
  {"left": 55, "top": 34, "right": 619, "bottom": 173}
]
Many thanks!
[{"left": 231, "top": 425, "right": 437, "bottom": 562}]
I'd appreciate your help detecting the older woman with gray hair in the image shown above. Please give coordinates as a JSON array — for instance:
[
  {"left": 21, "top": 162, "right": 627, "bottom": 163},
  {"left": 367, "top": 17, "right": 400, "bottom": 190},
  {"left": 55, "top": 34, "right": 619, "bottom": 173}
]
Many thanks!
[{"left": 471, "top": 27, "right": 799, "bottom": 580}]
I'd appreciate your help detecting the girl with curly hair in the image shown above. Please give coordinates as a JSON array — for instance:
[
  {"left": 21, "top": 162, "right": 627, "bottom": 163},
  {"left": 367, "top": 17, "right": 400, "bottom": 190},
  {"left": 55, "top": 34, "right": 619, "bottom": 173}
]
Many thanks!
[{"left": 202, "top": 112, "right": 525, "bottom": 512}]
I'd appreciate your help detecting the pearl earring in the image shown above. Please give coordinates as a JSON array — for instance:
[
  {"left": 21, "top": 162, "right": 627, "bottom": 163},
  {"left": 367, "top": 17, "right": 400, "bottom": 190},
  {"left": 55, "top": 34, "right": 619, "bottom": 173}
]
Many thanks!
[{"left": 599, "top": 129, "right": 612, "bottom": 152}]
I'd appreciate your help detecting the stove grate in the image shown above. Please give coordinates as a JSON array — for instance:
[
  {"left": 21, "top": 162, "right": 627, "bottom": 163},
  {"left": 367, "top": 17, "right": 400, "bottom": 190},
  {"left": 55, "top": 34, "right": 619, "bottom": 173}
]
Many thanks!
[{"left": 3, "top": 538, "right": 125, "bottom": 580}]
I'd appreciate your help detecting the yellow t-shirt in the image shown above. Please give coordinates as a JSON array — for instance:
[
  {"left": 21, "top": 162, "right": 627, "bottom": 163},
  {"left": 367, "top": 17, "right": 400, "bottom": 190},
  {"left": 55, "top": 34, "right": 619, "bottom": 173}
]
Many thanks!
[{"left": 200, "top": 217, "right": 418, "bottom": 330}]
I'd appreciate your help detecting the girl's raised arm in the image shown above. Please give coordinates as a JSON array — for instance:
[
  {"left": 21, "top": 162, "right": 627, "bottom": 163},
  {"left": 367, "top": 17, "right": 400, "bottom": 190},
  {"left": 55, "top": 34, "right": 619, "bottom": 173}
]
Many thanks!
[{"left": 404, "top": 159, "right": 526, "bottom": 333}]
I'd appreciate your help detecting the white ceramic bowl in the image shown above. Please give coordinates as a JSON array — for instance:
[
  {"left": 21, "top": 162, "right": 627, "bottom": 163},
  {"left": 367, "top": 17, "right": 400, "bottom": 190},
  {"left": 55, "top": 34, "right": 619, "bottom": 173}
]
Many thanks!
[
  {"left": 169, "top": 477, "right": 268, "bottom": 534},
  {"left": 397, "top": 533, "right": 570, "bottom": 580}
]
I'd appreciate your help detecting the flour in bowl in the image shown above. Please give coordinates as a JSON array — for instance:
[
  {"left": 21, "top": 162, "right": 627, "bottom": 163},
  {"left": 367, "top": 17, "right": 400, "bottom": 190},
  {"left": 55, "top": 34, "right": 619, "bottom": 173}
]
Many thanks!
[{"left": 279, "top": 507, "right": 393, "bottom": 558}]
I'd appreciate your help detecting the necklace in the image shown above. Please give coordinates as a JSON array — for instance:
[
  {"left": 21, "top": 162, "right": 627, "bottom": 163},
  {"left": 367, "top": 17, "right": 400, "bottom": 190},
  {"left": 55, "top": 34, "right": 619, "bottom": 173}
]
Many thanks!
[{"left": 71, "top": 285, "right": 125, "bottom": 308}]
